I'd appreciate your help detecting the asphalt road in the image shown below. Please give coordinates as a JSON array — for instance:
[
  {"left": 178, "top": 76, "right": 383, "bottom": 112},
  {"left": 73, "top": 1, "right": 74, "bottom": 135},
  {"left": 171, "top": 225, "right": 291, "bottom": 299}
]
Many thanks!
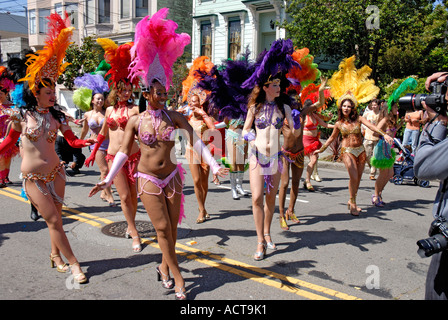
[{"left": 0, "top": 143, "right": 439, "bottom": 306}]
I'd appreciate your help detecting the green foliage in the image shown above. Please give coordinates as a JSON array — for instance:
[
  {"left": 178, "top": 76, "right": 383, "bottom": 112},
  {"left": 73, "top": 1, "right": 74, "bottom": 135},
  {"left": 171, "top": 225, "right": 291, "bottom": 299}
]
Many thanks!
[
  {"left": 284, "top": 0, "right": 448, "bottom": 82},
  {"left": 58, "top": 36, "right": 104, "bottom": 90}
]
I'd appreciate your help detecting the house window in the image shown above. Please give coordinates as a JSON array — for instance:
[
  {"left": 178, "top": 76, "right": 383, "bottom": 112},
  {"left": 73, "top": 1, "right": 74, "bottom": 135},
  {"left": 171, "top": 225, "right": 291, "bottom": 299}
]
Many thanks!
[
  {"left": 98, "top": 0, "right": 111, "bottom": 23},
  {"left": 228, "top": 19, "right": 241, "bottom": 60},
  {"left": 136, "top": 0, "right": 148, "bottom": 17},
  {"left": 55, "top": 3, "right": 63, "bottom": 15},
  {"left": 29, "top": 9, "right": 36, "bottom": 34},
  {"left": 86, "top": 0, "right": 95, "bottom": 24},
  {"left": 66, "top": 3, "right": 78, "bottom": 28},
  {"left": 121, "top": 0, "right": 130, "bottom": 19},
  {"left": 200, "top": 22, "right": 212, "bottom": 57},
  {"left": 39, "top": 8, "right": 50, "bottom": 34}
]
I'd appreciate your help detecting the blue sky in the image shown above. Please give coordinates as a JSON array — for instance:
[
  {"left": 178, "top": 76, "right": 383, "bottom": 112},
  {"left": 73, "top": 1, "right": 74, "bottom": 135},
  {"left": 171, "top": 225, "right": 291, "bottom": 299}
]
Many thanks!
[{"left": 0, "top": 0, "right": 27, "bottom": 16}]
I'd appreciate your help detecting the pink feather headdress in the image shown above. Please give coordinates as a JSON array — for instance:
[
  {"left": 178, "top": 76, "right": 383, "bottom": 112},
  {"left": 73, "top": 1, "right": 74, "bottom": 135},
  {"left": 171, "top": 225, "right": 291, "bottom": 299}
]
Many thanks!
[{"left": 129, "top": 8, "right": 191, "bottom": 92}]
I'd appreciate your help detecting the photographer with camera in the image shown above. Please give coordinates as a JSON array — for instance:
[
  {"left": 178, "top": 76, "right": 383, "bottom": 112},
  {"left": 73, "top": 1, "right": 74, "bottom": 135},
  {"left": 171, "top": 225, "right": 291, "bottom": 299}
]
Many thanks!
[{"left": 413, "top": 71, "right": 448, "bottom": 300}]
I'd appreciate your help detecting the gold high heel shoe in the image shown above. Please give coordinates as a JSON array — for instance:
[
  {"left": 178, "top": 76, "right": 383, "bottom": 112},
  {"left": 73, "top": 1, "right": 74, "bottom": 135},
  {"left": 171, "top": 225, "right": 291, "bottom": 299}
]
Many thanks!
[
  {"left": 286, "top": 209, "right": 300, "bottom": 224},
  {"left": 70, "top": 262, "right": 87, "bottom": 284},
  {"left": 280, "top": 216, "right": 289, "bottom": 231},
  {"left": 50, "top": 254, "right": 68, "bottom": 273}
]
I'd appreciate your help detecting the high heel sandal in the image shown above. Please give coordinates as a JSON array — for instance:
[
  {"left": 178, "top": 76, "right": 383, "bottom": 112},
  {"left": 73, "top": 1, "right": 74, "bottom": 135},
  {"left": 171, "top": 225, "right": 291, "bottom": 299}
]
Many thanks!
[
  {"left": 371, "top": 194, "right": 384, "bottom": 207},
  {"left": 156, "top": 266, "right": 174, "bottom": 289},
  {"left": 264, "top": 234, "right": 277, "bottom": 250},
  {"left": 132, "top": 236, "right": 142, "bottom": 253},
  {"left": 70, "top": 262, "right": 87, "bottom": 284},
  {"left": 286, "top": 209, "right": 300, "bottom": 224},
  {"left": 196, "top": 208, "right": 210, "bottom": 224},
  {"left": 280, "top": 216, "right": 289, "bottom": 231},
  {"left": 50, "top": 253, "right": 69, "bottom": 273},
  {"left": 174, "top": 285, "right": 187, "bottom": 300},
  {"left": 348, "top": 197, "right": 360, "bottom": 216},
  {"left": 253, "top": 242, "right": 267, "bottom": 261},
  {"left": 304, "top": 180, "right": 315, "bottom": 192}
]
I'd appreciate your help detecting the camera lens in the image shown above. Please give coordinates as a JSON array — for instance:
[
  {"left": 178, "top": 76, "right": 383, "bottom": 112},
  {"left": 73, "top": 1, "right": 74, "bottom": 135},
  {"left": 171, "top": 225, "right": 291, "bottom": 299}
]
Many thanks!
[{"left": 417, "top": 234, "right": 448, "bottom": 258}]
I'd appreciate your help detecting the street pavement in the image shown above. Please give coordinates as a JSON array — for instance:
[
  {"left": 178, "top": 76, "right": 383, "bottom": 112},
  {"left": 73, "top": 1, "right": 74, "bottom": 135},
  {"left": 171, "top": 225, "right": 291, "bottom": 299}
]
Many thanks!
[{"left": 0, "top": 139, "right": 439, "bottom": 305}]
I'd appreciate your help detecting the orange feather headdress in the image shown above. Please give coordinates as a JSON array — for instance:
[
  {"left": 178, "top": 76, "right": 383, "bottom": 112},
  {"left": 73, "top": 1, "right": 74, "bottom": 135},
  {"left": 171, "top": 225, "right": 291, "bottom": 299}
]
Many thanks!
[
  {"left": 181, "top": 56, "right": 214, "bottom": 105},
  {"left": 287, "top": 48, "right": 321, "bottom": 94},
  {"left": 19, "top": 13, "right": 74, "bottom": 95},
  {"left": 96, "top": 38, "right": 138, "bottom": 89}
]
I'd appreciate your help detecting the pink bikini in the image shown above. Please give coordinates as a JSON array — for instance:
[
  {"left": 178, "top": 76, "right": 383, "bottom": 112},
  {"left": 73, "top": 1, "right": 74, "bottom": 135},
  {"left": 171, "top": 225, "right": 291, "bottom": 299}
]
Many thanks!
[{"left": 135, "top": 109, "right": 186, "bottom": 223}]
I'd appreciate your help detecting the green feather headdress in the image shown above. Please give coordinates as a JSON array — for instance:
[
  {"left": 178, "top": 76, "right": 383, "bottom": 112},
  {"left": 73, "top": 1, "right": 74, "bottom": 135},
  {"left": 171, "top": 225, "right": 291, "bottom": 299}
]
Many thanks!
[{"left": 387, "top": 77, "right": 418, "bottom": 112}]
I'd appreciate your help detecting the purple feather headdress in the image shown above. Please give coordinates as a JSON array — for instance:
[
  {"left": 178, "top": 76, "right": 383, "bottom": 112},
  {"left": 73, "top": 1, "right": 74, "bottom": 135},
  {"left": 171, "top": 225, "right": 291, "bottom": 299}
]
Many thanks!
[
  {"left": 241, "top": 39, "right": 300, "bottom": 90},
  {"left": 74, "top": 73, "right": 109, "bottom": 95},
  {"left": 129, "top": 8, "right": 191, "bottom": 92},
  {"left": 196, "top": 48, "right": 256, "bottom": 120}
]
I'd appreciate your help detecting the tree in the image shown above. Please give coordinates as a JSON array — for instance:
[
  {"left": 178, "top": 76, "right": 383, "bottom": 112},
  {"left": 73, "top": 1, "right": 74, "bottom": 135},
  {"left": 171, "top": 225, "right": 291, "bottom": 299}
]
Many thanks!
[
  {"left": 284, "top": 0, "right": 448, "bottom": 82},
  {"left": 58, "top": 36, "right": 104, "bottom": 90}
]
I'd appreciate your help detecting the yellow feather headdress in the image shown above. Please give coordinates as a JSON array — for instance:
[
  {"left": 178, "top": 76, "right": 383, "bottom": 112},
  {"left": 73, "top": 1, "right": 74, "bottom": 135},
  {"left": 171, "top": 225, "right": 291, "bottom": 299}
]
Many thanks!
[
  {"left": 328, "top": 55, "right": 379, "bottom": 108},
  {"left": 19, "top": 13, "right": 74, "bottom": 95}
]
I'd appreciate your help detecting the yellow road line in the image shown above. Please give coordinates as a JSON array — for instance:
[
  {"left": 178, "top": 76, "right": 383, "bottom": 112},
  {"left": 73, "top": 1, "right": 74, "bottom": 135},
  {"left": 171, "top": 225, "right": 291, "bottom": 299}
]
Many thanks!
[{"left": 1, "top": 186, "right": 360, "bottom": 300}]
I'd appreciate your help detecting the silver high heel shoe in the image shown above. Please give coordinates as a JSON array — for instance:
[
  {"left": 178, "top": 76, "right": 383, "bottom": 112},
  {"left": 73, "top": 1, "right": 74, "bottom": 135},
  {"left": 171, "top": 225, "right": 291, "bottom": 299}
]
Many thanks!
[
  {"left": 264, "top": 234, "right": 277, "bottom": 250},
  {"left": 253, "top": 242, "right": 267, "bottom": 261},
  {"left": 156, "top": 266, "right": 174, "bottom": 289}
]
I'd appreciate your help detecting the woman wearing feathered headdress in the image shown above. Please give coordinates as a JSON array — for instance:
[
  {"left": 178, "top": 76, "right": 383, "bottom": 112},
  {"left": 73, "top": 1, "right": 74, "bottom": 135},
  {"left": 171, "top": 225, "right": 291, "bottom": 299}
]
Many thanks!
[
  {"left": 180, "top": 56, "right": 220, "bottom": 221},
  {"left": 241, "top": 39, "right": 302, "bottom": 260},
  {"left": 370, "top": 78, "right": 417, "bottom": 207},
  {"left": 74, "top": 72, "right": 115, "bottom": 207},
  {"left": 0, "top": 66, "right": 19, "bottom": 187},
  {"left": 194, "top": 49, "right": 254, "bottom": 201},
  {"left": 88, "top": 8, "right": 227, "bottom": 300},
  {"left": 85, "top": 38, "right": 142, "bottom": 253},
  {"left": 315, "top": 55, "right": 394, "bottom": 216},
  {"left": 0, "top": 13, "right": 95, "bottom": 284}
]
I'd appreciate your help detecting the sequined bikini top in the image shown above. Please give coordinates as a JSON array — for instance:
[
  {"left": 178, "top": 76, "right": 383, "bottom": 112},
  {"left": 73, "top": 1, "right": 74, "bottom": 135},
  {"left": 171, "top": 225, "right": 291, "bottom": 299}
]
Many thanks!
[
  {"left": 340, "top": 121, "right": 362, "bottom": 137},
  {"left": 107, "top": 104, "right": 130, "bottom": 130},
  {"left": 138, "top": 109, "right": 175, "bottom": 146},
  {"left": 24, "top": 109, "right": 58, "bottom": 143},
  {"left": 254, "top": 102, "right": 283, "bottom": 130}
]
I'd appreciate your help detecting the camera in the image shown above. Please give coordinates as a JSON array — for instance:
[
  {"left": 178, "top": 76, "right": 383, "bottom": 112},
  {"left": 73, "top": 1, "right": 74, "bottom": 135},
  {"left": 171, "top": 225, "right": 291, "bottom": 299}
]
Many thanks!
[
  {"left": 398, "top": 80, "right": 448, "bottom": 117},
  {"left": 417, "top": 217, "right": 448, "bottom": 258}
]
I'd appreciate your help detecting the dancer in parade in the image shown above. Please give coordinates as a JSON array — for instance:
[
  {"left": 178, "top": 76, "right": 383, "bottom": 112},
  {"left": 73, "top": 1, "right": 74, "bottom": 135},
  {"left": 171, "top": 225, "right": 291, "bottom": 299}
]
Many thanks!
[
  {"left": 85, "top": 39, "right": 141, "bottom": 252},
  {"left": 241, "top": 39, "right": 302, "bottom": 260},
  {"left": 181, "top": 56, "right": 218, "bottom": 220},
  {"left": 195, "top": 50, "right": 255, "bottom": 201},
  {"left": 185, "top": 93, "right": 218, "bottom": 222},
  {"left": 278, "top": 78, "right": 329, "bottom": 230},
  {"left": 371, "top": 78, "right": 417, "bottom": 206},
  {"left": 0, "top": 67, "right": 20, "bottom": 187},
  {"left": 75, "top": 73, "right": 115, "bottom": 206},
  {"left": 88, "top": 8, "right": 227, "bottom": 299},
  {"left": 315, "top": 56, "right": 393, "bottom": 216},
  {"left": 0, "top": 13, "right": 94, "bottom": 283}
]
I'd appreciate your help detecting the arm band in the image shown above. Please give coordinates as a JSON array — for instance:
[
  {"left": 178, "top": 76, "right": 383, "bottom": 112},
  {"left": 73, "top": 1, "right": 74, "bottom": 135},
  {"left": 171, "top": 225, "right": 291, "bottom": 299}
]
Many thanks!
[
  {"left": 102, "top": 151, "right": 129, "bottom": 187},
  {"left": 193, "top": 138, "right": 221, "bottom": 175},
  {"left": 0, "top": 128, "right": 20, "bottom": 154},
  {"left": 63, "top": 130, "right": 88, "bottom": 148}
]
